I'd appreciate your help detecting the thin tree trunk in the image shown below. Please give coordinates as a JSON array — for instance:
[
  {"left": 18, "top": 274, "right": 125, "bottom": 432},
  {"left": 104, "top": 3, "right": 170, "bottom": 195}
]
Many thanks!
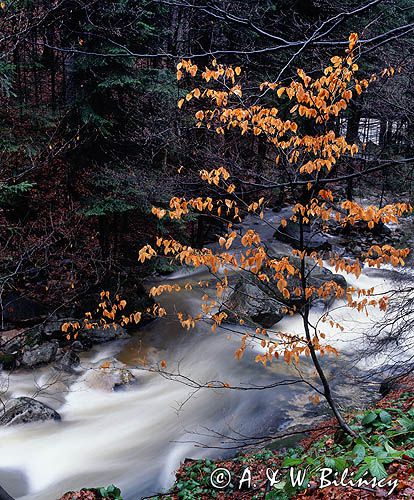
[
  {"left": 379, "top": 119, "right": 388, "bottom": 148},
  {"left": 345, "top": 98, "right": 362, "bottom": 201},
  {"left": 64, "top": 53, "right": 76, "bottom": 106},
  {"left": 299, "top": 214, "right": 356, "bottom": 437}
]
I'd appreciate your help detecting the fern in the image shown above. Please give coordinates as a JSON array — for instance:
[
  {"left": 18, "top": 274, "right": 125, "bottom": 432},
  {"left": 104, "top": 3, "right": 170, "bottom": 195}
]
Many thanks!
[{"left": 0, "top": 181, "right": 35, "bottom": 204}]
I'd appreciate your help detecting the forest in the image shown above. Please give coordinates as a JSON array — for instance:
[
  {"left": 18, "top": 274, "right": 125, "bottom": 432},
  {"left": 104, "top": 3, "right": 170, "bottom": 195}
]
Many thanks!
[{"left": 1, "top": 1, "right": 414, "bottom": 499}]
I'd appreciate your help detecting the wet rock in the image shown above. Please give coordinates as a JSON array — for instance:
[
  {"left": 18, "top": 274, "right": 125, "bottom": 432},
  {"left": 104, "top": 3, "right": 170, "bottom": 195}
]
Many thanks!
[
  {"left": 54, "top": 350, "right": 80, "bottom": 373},
  {"left": 87, "top": 325, "right": 129, "bottom": 344},
  {"left": 71, "top": 340, "right": 84, "bottom": 352},
  {"left": 42, "top": 317, "right": 129, "bottom": 344},
  {"left": 0, "top": 329, "right": 25, "bottom": 354},
  {"left": 0, "top": 397, "right": 61, "bottom": 426},
  {"left": 21, "top": 341, "right": 58, "bottom": 367},
  {"left": 83, "top": 358, "right": 136, "bottom": 391},
  {"left": 225, "top": 259, "right": 346, "bottom": 328},
  {"left": 42, "top": 318, "right": 76, "bottom": 337},
  {"left": 274, "top": 220, "right": 331, "bottom": 251},
  {"left": 307, "top": 266, "right": 347, "bottom": 291},
  {"left": 225, "top": 279, "right": 285, "bottom": 328}
]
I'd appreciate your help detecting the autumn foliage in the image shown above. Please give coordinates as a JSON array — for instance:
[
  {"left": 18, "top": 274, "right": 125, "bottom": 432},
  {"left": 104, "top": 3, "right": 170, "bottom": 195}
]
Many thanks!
[{"left": 138, "top": 34, "right": 411, "bottom": 372}]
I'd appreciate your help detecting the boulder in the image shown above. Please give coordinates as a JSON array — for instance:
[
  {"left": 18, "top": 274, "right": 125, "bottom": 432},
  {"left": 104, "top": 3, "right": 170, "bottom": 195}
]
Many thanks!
[
  {"left": 379, "top": 375, "right": 405, "bottom": 397},
  {"left": 54, "top": 350, "right": 80, "bottom": 373},
  {"left": 224, "top": 260, "right": 346, "bottom": 328},
  {"left": 42, "top": 318, "right": 76, "bottom": 337},
  {"left": 338, "top": 220, "right": 392, "bottom": 239},
  {"left": 274, "top": 220, "right": 331, "bottom": 251},
  {"left": 84, "top": 359, "right": 136, "bottom": 391},
  {"left": 21, "top": 341, "right": 58, "bottom": 367},
  {"left": 71, "top": 340, "right": 84, "bottom": 352},
  {"left": 86, "top": 325, "right": 129, "bottom": 344},
  {"left": 0, "top": 329, "right": 25, "bottom": 354},
  {"left": 225, "top": 279, "right": 285, "bottom": 328},
  {"left": 306, "top": 265, "right": 347, "bottom": 292},
  {"left": 42, "top": 317, "right": 129, "bottom": 344},
  {"left": 0, "top": 397, "right": 61, "bottom": 426}
]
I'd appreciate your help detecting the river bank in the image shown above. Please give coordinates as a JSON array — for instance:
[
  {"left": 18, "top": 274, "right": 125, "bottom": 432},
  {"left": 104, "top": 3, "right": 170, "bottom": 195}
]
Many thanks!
[{"left": 148, "top": 375, "right": 414, "bottom": 499}]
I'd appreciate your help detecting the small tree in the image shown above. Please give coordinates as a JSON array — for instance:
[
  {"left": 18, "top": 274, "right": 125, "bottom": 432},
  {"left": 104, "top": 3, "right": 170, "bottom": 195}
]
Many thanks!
[{"left": 139, "top": 33, "right": 411, "bottom": 437}]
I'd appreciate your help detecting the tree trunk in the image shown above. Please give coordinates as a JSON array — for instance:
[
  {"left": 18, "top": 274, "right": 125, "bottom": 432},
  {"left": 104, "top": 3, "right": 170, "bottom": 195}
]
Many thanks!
[
  {"left": 345, "top": 98, "right": 362, "bottom": 201},
  {"left": 299, "top": 215, "right": 356, "bottom": 437},
  {"left": 64, "top": 53, "right": 77, "bottom": 106},
  {"left": 379, "top": 119, "right": 388, "bottom": 148}
]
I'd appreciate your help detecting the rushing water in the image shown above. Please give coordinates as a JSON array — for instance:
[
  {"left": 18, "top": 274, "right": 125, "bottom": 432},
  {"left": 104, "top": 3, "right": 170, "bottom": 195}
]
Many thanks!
[{"left": 0, "top": 210, "right": 408, "bottom": 500}]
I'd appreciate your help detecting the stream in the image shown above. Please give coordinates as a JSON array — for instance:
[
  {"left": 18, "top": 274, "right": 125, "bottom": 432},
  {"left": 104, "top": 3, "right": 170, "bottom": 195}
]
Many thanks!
[{"left": 0, "top": 209, "right": 410, "bottom": 500}]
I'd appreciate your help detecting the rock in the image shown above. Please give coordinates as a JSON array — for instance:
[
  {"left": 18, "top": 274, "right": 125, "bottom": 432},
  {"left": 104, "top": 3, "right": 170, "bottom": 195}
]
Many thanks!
[
  {"left": 306, "top": 265, "right": 347, "bottom": 292},
  {"left": 338, "top": 220, "right": 392, "bottom": 241},
  {"left": 274, "top": 220, "right": 331, "bottom": 251},
  {"left": 71, "top": 340, "right": 84, "bottom": 352},
  {"left": 84, "top": 360, "right": 136, "bottom": 391},
  {"left": 42, "top": 318, "right": 75, "bottom": 337},
  {"left": 225, "top": 279, "right": 285, "bottom": 328},
  {"left": 224, "top": 259, "right": 346, "bottom": 328},
  {"left": 54, "top": 350, "right": 80, "bottom": 373},
  {"left": 0, "top": 397, "right": 61, "bottom": 426},
  {"left": 86, "top": 325, "right": 129, "bottom": 344},
  {"left": 42, "top": 317, "right": 129, "bottom": 344},
  {"left": 0, "top": 329, "right": 25, "bottom": 354},
  {"left": 21, "top": 341, "right": 58, "bottom": 367}
]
